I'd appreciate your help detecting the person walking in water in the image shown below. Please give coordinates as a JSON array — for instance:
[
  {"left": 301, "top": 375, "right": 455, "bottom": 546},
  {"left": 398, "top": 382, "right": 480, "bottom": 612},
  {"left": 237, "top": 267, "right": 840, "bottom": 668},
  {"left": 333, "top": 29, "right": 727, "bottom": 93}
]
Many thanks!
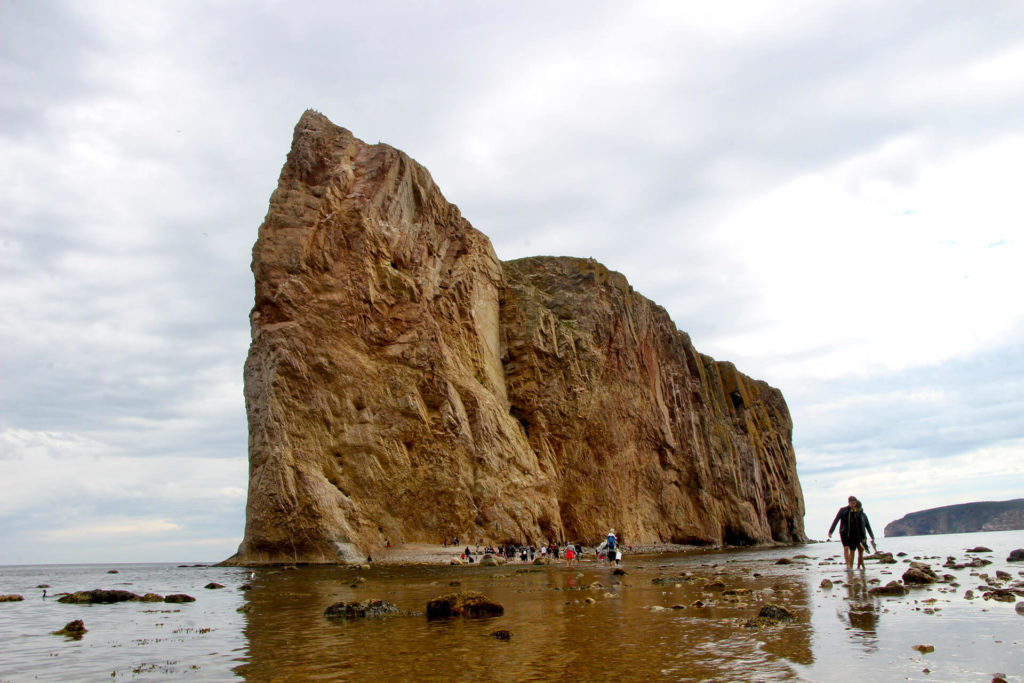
[
  {"left": 605, "top": 529, "right": 617, "bottom": 567},
  {"left": 828, "top": 496, "right": 876, "bottom": 569}
]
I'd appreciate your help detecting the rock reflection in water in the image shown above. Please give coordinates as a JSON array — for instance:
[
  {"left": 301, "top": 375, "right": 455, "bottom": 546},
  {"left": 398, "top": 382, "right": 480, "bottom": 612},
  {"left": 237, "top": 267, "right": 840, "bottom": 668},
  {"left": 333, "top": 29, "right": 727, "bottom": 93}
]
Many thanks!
[{"left": 235, "top": 560, "right": 812, "bottom": 681}]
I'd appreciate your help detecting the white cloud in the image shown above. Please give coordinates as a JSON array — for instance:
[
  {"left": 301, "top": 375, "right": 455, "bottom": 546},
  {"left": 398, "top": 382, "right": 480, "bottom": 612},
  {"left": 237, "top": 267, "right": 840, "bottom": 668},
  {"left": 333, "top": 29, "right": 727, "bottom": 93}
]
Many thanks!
[{"left": 2, "top": 0, "right": 1023, "bottom": 562}]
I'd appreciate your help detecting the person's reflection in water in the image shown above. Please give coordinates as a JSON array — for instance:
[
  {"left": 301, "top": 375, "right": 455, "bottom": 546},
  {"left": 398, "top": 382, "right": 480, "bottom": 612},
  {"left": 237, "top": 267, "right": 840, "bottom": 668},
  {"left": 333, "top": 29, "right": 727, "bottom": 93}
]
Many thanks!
[{"left": 838, "top": 570, "right": 879, "bottom": 652}]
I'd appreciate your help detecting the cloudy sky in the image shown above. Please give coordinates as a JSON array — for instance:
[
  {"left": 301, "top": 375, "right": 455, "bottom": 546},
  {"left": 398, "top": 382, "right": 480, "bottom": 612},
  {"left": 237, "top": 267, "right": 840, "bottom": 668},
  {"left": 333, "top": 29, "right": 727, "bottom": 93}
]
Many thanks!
[{"left": 2, "top": 0, "right": 1022, "bottom": 564}]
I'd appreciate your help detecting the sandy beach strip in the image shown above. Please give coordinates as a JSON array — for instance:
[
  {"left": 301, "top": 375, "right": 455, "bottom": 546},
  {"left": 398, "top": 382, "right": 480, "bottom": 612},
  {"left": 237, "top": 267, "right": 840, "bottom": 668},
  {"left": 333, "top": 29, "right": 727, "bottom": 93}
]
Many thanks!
[{"left": 368, "top": 542, "right": 711, "bottom": 566}]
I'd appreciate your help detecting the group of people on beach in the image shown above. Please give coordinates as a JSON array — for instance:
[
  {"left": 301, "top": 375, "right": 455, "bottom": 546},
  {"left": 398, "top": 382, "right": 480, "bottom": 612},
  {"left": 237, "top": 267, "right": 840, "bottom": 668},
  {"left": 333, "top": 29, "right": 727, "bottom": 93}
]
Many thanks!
[{"left": 453, "top": 529, "right": 625, "bottom": 567}]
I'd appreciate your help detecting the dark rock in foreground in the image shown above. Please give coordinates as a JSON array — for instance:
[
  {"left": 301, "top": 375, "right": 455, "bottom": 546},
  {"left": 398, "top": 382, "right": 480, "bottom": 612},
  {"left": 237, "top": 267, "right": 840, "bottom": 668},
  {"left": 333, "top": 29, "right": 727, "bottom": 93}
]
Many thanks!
[
  {"left": 426, "top": 591, "right": 504, "bottom": 620},
  {"left": 163, "top": 594, "right": 196, "bottom": 603},
  {"left": 1007, "top": 549, "right": 1024, "bottom": 562},
  {"left": 745, "top": 604, "right": 795, "bottom": 628},
  {"left": 324, "top": 599, "right": 400, "bottom": 619},
  {"left": 902, "top": 563, "right": 938, "bottom": 585}
]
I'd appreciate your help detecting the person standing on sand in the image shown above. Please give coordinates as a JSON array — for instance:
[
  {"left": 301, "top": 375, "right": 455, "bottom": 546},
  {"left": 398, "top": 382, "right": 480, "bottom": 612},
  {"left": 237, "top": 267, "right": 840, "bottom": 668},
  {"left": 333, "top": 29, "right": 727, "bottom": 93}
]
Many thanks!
[{"left": 828, "top": 495, "right": 876, "bottom": 569}]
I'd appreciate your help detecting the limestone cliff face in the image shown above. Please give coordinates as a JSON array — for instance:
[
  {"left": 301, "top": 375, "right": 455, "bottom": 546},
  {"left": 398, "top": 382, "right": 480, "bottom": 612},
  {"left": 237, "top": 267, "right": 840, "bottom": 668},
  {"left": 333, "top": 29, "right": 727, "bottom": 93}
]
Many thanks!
[{"left": 226, "top": 110, "right": 805, "bottom": 565}]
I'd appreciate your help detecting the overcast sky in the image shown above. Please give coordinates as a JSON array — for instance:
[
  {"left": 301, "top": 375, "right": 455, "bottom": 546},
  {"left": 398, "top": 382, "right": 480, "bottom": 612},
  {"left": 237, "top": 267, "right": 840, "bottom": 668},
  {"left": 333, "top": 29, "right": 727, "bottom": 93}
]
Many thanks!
[{"left": 2, "top": 0, "right": 1022, "bottom": 564}]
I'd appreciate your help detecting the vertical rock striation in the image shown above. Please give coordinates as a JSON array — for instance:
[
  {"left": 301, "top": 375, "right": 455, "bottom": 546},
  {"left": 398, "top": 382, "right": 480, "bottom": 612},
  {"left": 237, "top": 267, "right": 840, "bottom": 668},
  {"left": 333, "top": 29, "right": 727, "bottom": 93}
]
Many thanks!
[{"left": 225, "top": 110, "right": 805, "bottom": 565}]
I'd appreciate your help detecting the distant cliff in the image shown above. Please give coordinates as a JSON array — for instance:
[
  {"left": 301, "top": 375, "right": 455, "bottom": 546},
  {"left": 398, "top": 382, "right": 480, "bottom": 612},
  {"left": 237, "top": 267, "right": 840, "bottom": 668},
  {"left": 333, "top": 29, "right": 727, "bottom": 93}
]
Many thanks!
[
  {"left": 884, "top": 499, "right": 1024, "bottom": 537},
  {"left": 224, "top": 110, "right": 806, "bottom": 565}
]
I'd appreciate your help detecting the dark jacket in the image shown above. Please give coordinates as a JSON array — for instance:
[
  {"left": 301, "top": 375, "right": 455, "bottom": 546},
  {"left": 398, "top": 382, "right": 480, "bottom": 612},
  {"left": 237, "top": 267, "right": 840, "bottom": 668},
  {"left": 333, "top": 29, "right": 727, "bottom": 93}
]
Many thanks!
[{"left": 829, "top": 505, "right": 874, "bottom": 545}]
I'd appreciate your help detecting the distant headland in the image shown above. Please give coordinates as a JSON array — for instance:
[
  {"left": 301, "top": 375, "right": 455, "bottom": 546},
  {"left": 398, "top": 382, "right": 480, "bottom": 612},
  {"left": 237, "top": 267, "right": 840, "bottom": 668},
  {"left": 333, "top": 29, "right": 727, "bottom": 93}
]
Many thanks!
[{"left": 884, "top": 499, "right": 1024, "bottom": 537}]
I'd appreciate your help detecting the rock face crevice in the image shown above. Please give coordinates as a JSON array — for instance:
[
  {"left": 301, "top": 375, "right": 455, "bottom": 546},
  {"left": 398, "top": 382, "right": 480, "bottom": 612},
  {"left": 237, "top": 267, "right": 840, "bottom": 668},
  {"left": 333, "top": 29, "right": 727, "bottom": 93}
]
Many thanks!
[{"left": 225, "top": 110, "right": 805, "bottom": 565}]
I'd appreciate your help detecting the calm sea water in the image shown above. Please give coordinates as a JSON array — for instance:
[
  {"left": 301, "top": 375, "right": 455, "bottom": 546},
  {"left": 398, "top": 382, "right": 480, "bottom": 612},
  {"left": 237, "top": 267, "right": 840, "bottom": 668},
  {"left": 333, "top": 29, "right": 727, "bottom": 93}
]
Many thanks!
[{"left": 1, "top": 530, "right": 1021, "bottom": 682}]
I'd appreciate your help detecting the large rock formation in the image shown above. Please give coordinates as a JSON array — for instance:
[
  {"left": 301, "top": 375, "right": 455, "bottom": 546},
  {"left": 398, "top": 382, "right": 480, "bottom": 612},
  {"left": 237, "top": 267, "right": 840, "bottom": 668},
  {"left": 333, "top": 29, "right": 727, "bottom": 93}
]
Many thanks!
[
  {"left": 225, "top": 110, "right": 805, "bottom": 565},
  {"left": 884, "top": 499, "right": 1024, "bottom": 537}
]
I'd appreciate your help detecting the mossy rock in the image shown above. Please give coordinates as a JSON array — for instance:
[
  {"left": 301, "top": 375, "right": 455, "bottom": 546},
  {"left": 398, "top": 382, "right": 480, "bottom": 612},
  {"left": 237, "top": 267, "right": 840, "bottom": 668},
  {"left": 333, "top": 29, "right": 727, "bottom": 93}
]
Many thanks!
[{"left": 426, "top": 591, "right": 503, "bottom": 620}]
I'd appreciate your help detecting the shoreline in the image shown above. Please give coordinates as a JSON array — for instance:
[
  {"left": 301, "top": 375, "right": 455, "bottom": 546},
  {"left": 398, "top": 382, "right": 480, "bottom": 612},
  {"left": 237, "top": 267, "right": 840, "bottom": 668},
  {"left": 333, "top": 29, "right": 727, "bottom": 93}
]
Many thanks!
[{"left": 241, "top": 540, "right": 811, "bottom": 567}]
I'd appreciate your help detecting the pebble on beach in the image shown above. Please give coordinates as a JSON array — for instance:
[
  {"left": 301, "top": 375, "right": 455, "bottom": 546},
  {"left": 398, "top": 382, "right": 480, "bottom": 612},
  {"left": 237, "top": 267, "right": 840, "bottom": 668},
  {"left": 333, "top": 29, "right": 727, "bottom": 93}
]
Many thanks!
[
  {"left": 912, "top": 644, "right": 935, "bottom": 654},
  {"left": 0, "top": 594, "right": 25, "bottom": 602}
]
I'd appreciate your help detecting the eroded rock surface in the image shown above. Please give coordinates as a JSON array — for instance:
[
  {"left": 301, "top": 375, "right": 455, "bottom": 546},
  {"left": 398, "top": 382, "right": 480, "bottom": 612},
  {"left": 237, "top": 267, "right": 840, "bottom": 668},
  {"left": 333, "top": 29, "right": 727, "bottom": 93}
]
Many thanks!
[{"left": 225, "top": 110, "right": 806, "bottom": 566}]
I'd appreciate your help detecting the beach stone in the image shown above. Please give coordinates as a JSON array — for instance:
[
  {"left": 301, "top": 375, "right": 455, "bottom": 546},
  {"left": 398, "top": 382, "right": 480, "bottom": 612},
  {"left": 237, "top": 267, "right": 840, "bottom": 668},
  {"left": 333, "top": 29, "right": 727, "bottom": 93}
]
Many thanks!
[
  {"left": 237, "top": 603, "right": 253, "bottom": 613},
  {"left": 478, "top": 554, "right": 504, "bottom": 566},
  {"left": 204, "top": 582, "right": 225, "bottom": 590},
  {"left": 868, "top": 552, "right": 897, "bottom": 564},
  {"left": 982, "top": 590, "right": 1016, "bottom": 603},
  {"left": 426, "top": 591, "right": 503, "bottom": 620},
  {"left": 744, "top": 604, "right": 795, "bottom": 628},
  {"left": 820, "top": 579, "right": 833, "bottom": 589},
  {"left": 584, "top": 597, "right": 596, "bottom": 604},
  {"left": 967, "top": 547, "right": 992, "bottom": 553},
  {"left": 36, "top": 584, "right": 50, "bottom": 588},
  {"left": 903, "top": 563, "right": 938, "bottom": 585},
  {"left": 775, "top": 558, "right": 792, "bottom": 565},
  {"left": 490, "top": 629, "right": 512, "bottom": 640},
  {"left": 1006, "top": 549, "right": 1024, "bottom": 562},
  {"left": 1015, "top": 602, "right": 1024, "bottom": 615},
  {"left": 238, "top": 584, "right": 252, "bottom": 591},
  {"left": 612, "top": 568, "right": 627, "bottom": 576},
  {"left": 0, "top": 594, "right": 24, "bottom": 602},
  {"left": 58, "top": 590, "right": 141, "bottom": 604},
  {"left": 140, "top": 593, "right": 164, "bottom": 602},
  {"left": 913, "top": 644, "right": 935, "bottom": 654},
  {"left": 869, "top": 581, "right": 908, "bottom": 597},
  {"left": 996, "top": 570, "right": 1012, "bottom": 582},
  {"left": 449, "top": 557, "right": 463, "bottom": 566},
  {"left": 106, "top": 569, "right": 118, "bottom": 574},
  {"left": 324, "top": 599, "right": 400, "bottom": 619},
  {"left": 163, "top": 594, "right": 196, "bottom": 603},
  {"left": 52, "top": 620, "right": 87, "bottom": 638}
]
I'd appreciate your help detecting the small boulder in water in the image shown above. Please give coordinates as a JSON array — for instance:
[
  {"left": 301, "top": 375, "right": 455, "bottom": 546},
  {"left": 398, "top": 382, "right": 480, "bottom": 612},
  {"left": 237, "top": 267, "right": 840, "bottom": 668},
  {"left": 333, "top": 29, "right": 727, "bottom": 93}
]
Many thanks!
[
  {"left": 869, "top": 581, "right": 907, "bottom": 597},
  {"left": 490, "top": 629, "right": 512, "bottom": 640},
  {"left": 164, "top": 594, "right": 196, "bottom": 603},
  {"left": 902, "top": 563, "right": 938, "bottom": 585},
  {"left": 426, "top": 591, "right": 503, "bottom": 620},
  {"left": 912, "top": 644, "right": 935, "bottom": 654},
  {"left": 966, "top": 547, "right": 992, "bottom": 553},
  {"left": 744, "top": 604, "right": 795, "bottom": 628},
  {"left": 820, "top": 579, "right": 833, "bottom": 589},
  {"left": 1006, "top": 549, "right": 1024, "bottom": 562},
  {"left": 204, "top": 582, "right": 225, "bottom": 590},
  {"left": 324, "top": 599, "right": 400, "bottom": 619},
  {"left": 58, "top": 590, "right": 140, "bottom": 604},
  {"left": 52, "top": 620, "right": 87, "bottom": 638},
  {"left": 0, "top": 594, "right": 24, "bottom": 602}
]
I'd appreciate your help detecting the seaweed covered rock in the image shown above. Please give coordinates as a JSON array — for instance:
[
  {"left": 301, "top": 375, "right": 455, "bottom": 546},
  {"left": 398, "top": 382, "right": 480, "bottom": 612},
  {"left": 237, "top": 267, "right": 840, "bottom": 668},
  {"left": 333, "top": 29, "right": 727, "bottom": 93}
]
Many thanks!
[
  {"left": 426, "top": 591, "right": 503, "bottom": 620},
  {"left": 52, "top": 620, "right": 87, "bottom": 638},
  {"left": 324, "top": 599, "right": 400, "bottom": 619},
  {"left": 58, "top": 590, "right": 141, "bottom": 604}
]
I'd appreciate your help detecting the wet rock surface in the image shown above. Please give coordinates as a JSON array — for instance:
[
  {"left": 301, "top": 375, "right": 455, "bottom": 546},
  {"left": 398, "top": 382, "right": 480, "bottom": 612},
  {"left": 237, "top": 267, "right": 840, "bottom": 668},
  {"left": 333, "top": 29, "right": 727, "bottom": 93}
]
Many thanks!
[
  {"left": 324, "top": 599, "right": 401, "bottom": 619},
  {"left": 52, "top": 619, "right": 87, "bottom": 638},
  {"left": 0, "top": 594, "right": 24, "bottom": 602},
  {"left": 426, "top": 591, "right": 504, "bottom": 619}
]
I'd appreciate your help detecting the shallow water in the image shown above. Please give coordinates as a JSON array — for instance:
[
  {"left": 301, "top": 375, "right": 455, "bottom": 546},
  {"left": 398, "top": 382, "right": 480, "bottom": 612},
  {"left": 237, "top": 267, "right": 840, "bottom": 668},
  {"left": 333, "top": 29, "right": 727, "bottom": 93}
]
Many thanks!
[{"left": 1, "top": 530, "right": 1021, "bottom": 682}]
